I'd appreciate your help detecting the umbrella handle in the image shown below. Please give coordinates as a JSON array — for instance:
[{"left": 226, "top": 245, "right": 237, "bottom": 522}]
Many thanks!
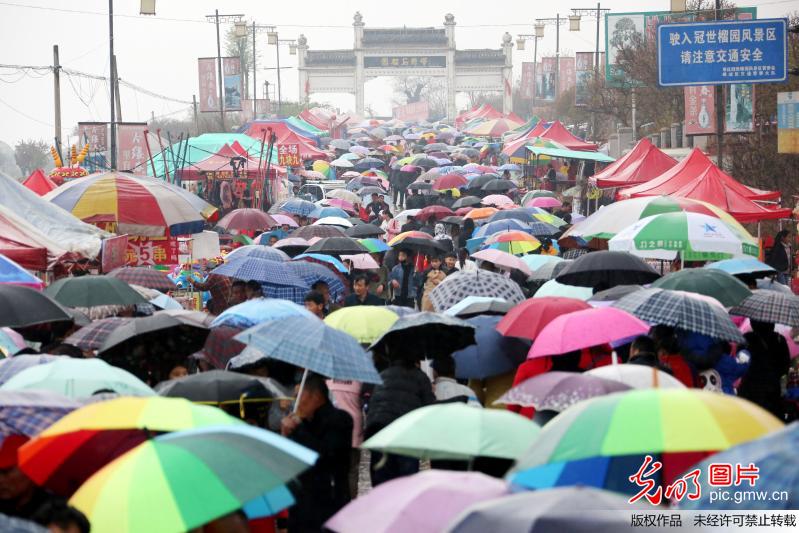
[{"left": 293, "top": 368, "right": 309, "bottom": 414}]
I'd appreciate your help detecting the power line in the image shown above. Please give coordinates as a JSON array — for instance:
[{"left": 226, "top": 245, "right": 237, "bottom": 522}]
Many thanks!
[{"left": 0, "top": 94, "right": 53, "bottom": 127}]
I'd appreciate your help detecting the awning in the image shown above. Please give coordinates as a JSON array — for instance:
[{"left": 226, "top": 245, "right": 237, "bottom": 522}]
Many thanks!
[{"left": 527, "top": 146, "right": 616, "bottom": 162}]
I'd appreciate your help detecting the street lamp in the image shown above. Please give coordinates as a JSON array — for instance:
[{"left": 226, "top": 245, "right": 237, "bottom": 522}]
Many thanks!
[
  {"left": 272, "top": 32, "right": 297, "bottom": 116},
  {"left": 569, "top": 14, "right": 581, "bottom": 31},
  {"left": 140, "top": 0, "right": 155, "bottom": 15},
  {"left": 534, "top": 14, "right": 577, "bottom": 100},
  {"left": 534, "top": 22, "right": 545, "bottom": 38},
  {"left": 205, "top": 11, "right": 245, "bottom": 131},
  {"left": 267, "top": 30, "right": 278, "bottom": 45},
  {"left": 234, "top": 20, "right": 248, "bottom": 38}
]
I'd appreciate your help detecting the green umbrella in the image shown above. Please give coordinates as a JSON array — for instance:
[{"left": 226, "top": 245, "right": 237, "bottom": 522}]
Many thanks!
[
  {"left": 651, "top": 268, "right": 753, "bottom": 307},
  {"left": 362, "top": 403, "right": 539, "bottom": 460},
  {"left": 45, "top": 275, "right": 147, "bottom": 308},
  {"left": 70, "top": 425, "right": 317, "bottom": 533}
]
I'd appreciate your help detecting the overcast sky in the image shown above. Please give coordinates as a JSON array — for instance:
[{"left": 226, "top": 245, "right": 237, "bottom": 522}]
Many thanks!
[{"left": 0, "top": 0, "right": 793, "bottom": 147}]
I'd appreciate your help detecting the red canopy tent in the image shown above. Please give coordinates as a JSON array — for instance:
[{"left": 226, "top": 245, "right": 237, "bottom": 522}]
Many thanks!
[
  {"left": 456, "top": 104, "right": 503, "bottom": 128},
  {"left": 504, "top": 112, "right": 525, "bottom": 124},
  {"left": 277, "top": 130, "right": 328, "bottom": 160},
  {"left": 21, "top": 169, "right": 58, "bottom": 196},
  {"left": 502, "top": 121, "right": 549, "bottom": 159},
  {"left": 180, "top": 144, "right": 261, "bottom": 181},
  {"left": 298, "top": 109, "right": 330, "bottom": 131},
  {"left": 538, "top": 121, "right": 598, "bottom": 151},
  {"left": 593, "top": 138, "right": 677, "bottom": 189},
  {"left": 0, "top": 210, "right": 52, "bottom": 271},
  {"left": 620, "top": 148, "right": 779, "bottom": 201},
  {"left": 241, "top": 121, "right": 320, "bottom": 146}
]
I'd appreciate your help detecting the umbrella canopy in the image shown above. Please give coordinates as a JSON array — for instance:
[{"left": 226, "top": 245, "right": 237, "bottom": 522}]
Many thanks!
[
  {"left": 434, "top": 174, "right": 468, "bottom": 190},
  {"left": 211, "top": 298, "right": 313, "bottom": 329},
  {"left": 290, "top": 225, "right": 346, "bottom": 240},
  {"left": 294, "top": 253, "right": 349, "bottom": 273},
  {"left": 0, "top": 285, "right": 71, "bottom": 328},
  {"left": 520, "top": 254, "right": 563, "bottom": 273},
  {"left": 446, "top": 487, "right": 643, "bottom": 533},
  {"left": 369, "top": 312, "right": 476, "bottom": 358},
  {"left": 324, "top": 306, "right": 399, "bottom": 344},
  {"left": 69, "top": 425, "right": 317, "bottom": 533},
  {"left": 212, "top": 257, "right": 310, "bottom": 302},
  {"left": 340, "top": 253, "right": 379, "bottom": 270},
  {"left": 467, "top": 118, "right": 522, "bottom": 137},
  {"left": 309, "top": 206, "right": 349, "bottom": 219},
  {"left": 0, "top": 254, "right": 43, "bottom": 289},
  {"left": 18, "top": 396, "right": 241, "bottom": 496},
  {"left": 0, "top": 390, "right": 80, "bottom": 441},
  {"left": 417, "top": 205, "right": 455, "bottom": 222},
  {"left": 285, "top": 261, "right": 347, "bottom": 299},
  {"left": 272, "top": 238, "right": 310, "bottom": 257},
  {"left": 270, "top": 213, "right": 299, "bottom": 227},
  {"left": 533, "top": 279, "right": 593, "bottom": 300},
  {"left": 0, "top": 327, "right": 26, "bottom": 356},
  {"left": 650, "top": 268, "right": 752, "bottom": 307},
  {"left": 388, "top": 231, "right": 447, "bottom": 255},
  {"left": 0, "top": 355, "right": 59, "bottom": 386},
  {"left": 65, "top": 315, "right": 204, "bottom": 354},
  {"left": 156, "top": 370, "right": 286, "bottom": 402},
  {"left": 313, "top": 216, "right": 353, "bottom": 228},
  {"left": 327, "top": 188, "right": 362, "bottom": 205},
  {"left": 588, "top": 284, "right": 643, "bottom": 304},
  {"left": 216, "top": 208, "right": 276, "bottom": 231},
  {"left": 471, "top": 249, "right": 532, "bottom": 275},
  {"left": 451, "top": 196, "right": 482, "bottom": 209},
  {"left": 45, "top": 276, "right": 147, "bottom": 308},
  {"left": 527, "top": 307, "right": 650, "bottom": 358},
  {"left": 345, "top": 223, "right": 384, "bottom": 238},
  {"left": 325, "top": 470, "right": 507, "bottom": 533},
  {"left": 0, "top": 358, "right": 154, "bottom": 398},
  {"left": 480, "top": 194, "right": 514, "bottom": 208},
  {"left": 705, "top": 257, "right": 776, "bottom": 278},
  {"left": 527, "top": 196, "right": 562, "bottom": 208},
  {"left": 225, "top": 245, "right": 290, "bottom": 262},
  {"left": 508, "top": 389, "right": 782, "bottom": 494},
  {"left": 497, "top": 297, "right": 591, "bottom": 341},
  {"left": 613, "top": 288, "right": 744, "bottom": 342},
  {"left": 488, "top": 209, "right": 535, "bottom": 224},
  {"left": 730, "top": 291, "right": 799, "bottom": 327},
  {"left": 481, "top": 179, "right": 516, "bottom": 193},
  {"left": 358, "top": 238, "right": 390, "bottom": 253},
  {"left": 363, "top": 403, "right": 539, "bottom": 460},
  {"left": 276, "top": 197, "right": 317, "bottom": 217},
  {"left": 464, "top": 207, "right": 498, "bottom": 221},
  {"left": 305, "top": 237, "right": 369, "bottom": 256},
  {"left": 528, "top": 259, "right": 572, "bottom": 282},
  {"left": 443, "top": 296, "right": 513, "bottom": 318},
  {"left": 235, "top": 316, "right": 382, "bottom": 383},
  {"left": 451, "top": 315, "right": 529, "bottom": 379},
  {"left": 473, "top": 220, "right": 532, "bottom": 239},
  {"left": 555, "top": 251, "right": 660, "bottom": 289},
  {"left": 107, "top": 267, "right": 175, "bottom": 292},
  {"left": 429, "top": 270, "right": 525, "bottom": 312},
  {"left": 496, "top": 371, "right": 631, "bottom": 411},
  {"left": 585, "top": 365, "right": 686, "bottom": 389}
]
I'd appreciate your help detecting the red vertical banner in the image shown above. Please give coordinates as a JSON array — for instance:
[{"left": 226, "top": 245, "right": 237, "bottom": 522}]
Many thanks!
[
  {"left": 684, "top": 85, "right": 717, "bottom": 136},
  {"left": 77, "top": 122, "right": 108, "bottom": 152},
  {"left": 101, "top": 234, "right": 129, "bottom": 273},
  {"left": 222, "top": 57, "right": 243, "bottom": 111},
  {"left": 198, "top": 58, "right": 218, "bottom": 113},
  {"left": 521, "top": 62, "right": 535, "bottom": 100},
  {"left": 558, "top": 57, "right": 576, "bottom": 97},
  {"left": 117, "top": 123, "right": 149, "bottom": 174}
]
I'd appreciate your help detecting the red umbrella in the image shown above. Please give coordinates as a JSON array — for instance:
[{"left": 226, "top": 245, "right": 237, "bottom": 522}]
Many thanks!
[
  {"left": 216, "top": 208, "right": 276, "bottom": 231},
  {"left": 433, "top": 174, "right": 468, "bottom": 191},
  {"left": 496, "top": 297, "right": 591, "bottom": 341},
  {"left": 416, "top": 205, "right": 455, "bottom": 222}
]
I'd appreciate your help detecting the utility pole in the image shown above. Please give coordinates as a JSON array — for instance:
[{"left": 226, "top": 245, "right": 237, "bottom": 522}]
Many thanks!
[
  {"left": 273, "top": 34, "right": 297, "bottom": 117},
  {"left": 108, "top": 0, "right": 117, "bottom": 169},
  {"left": 52, "top": 45, "right": 62, "bottom": 160},
  {"left": 205, "top": 11, "right": 245, "bottom": 131},
  {"left": 714, "top": 0, "right": 724, "bottom": 168},
  {"left": 250, "top": 23, "right": 277, "bottom": 119},
  {"left": 192, "top": 94, "right": 199, "bottom": 135},
  {"left": 113, "top": 55, "right": 122, "bottom": 122}
]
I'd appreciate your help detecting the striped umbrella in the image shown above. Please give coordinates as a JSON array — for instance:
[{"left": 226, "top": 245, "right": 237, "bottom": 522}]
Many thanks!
[{"left": 44, "top": 172, "right": 216, "bottom": 237}]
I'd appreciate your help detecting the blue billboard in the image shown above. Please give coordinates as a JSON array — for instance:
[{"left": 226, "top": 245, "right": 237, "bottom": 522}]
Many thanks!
[{"left": 658, "top": 18, "right": 787, "bottom": 86}]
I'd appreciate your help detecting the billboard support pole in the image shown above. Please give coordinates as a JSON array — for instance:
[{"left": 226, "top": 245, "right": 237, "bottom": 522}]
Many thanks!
[{"left": 714, "top": 0, "right": 724, "bottom": 167}]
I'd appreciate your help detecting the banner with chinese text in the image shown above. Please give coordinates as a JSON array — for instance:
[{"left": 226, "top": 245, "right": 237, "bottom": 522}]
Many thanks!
[
  {"left": 126, "top": 237, "right": 179, "bottom": 266},
  {"left": 117, "top": 123, "right": 149, "bottom": 174},
  {"left": 277, "top": 144, "right": 301, "bottom": 167},
  {"left": 222, "top": 57, "right": 243, "bottom": 111},
  {"left": 77, "top": 122, "right": 108, "bottom": 152},
  {"left": 684, "top": 85, "right": 717, "bottom": 135},
  {"left": 198, "top": 58, "right": 218, "bottom": 113},
  {"left": 521, "top": 62, "right": 535, "bottom": 100},
  {"left": 101, "top": 234, "right": 129, "bottom": 273},
  {"left": 558, "top": 57, "right": 576, "bottom": 97}
]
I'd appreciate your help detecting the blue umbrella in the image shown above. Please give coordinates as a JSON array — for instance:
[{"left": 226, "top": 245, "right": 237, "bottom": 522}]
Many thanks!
[
  {"left": 358, "top": 238, "right": 390, "bottom": 253},
  {"left": 285, "top": 261, "right": 347, "bottom": 300},
  {"left": 243, "top": 485, "right": 295, "bottom": 519},
  {"left": 254, "top": 230, "right": 289, "bottom": 245},
  {"left": 451, "top": 315, "right": 529, "bottom": 380},
  {"left": 474, "top": 220, "right": 532, "bottom": 239},
  {"left": 0, "top": 255, "right": 43, "bottom": 288},
  {"left": 294, "top": 253, "right": 349, "bottom": 273},
  {"left": 309, "top": 206, "right": 349, "bottom": 219},
  {"left": 680, "top": 423, "right": 799, "bottom": 510},
  {"left": 234, "top": 316, "right": 382, "bottom": 383},
  {"left": 487, "top": 209, "right": 536, "bottom": 225},
  {"left": 521, "top": 255, "right": 564, "bottom": 272},
  {"left": 0, "top": 355, "right": 59, "bottom": 386},
  {"left": 278, "top": 198, "right": 317, "bottom": 217},
  {"left": 705, "top": 258, "right": 776, "bottom": 277},
  {"left": 212, "top": 257, "right": 309, "bottom": 288},
  {"left": 211, "top": 298, "right": 314, "bottom": 329},
  {"left": 0, "top": 389, "right": 80, "bottom": 440},
  {"left": 227, "top": 245, "right": 290, "bottom": 262}
]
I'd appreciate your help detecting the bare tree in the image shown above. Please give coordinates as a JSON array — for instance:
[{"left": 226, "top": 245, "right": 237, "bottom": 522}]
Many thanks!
[{"left": 391, "top": 76, "right": 448, "bottom": 119}]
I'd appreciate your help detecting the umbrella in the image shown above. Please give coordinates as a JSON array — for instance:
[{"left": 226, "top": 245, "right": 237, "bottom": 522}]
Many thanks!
[
  {"left": 327, "top": 189, "right": 362, "bottom": 205},
  {"left": 756, "top": 278, "right": 794, "bottom": 294},
  {"left": 434, "top": 174, "right": 468, "bottom": 190},
  {"left": 527, "top": 196, "right": 562, "bottom": 209},
  {"left": 0, "top": 355, "right": 59, "bottom": 386},
  {"left": 555, "top": 251, "right": 661, "bottom": 289},
  {"left": 608, "top": 212, "right": 758, "bottom": 261},
  {"left": 331, "top": 139, "right": 351, "bottom": 150},
  {"left": 464, "top": 207, "right": 498, "bottom": 221},
  {"left": 322, "top": 198, "right": 356, "bottom": 213},
  {"left": 451, "top": 315, "right": 529, "bottom": 379},
  {"left": 443, "top": 296, "right": 513, "bottom": 318},
  {"left": 480, "top": 194, "right": 514, "bottom": 207},
  {"left": 17, "top": 396, "right": 241, "bottom": 496},
  {"left": 358, "top": 238, "right": 390, "bottom": 253},
  {"left": 69, "top": 425, "right": 317, "bottom": 533},
  {"left": 309, "top": 206, "right": 349, "bottom": 219},
  {"left": 408, "top": 181, "right": 433, "bottom": 192},
  {"left": 45, "top": 276, "right": 147, "bottom": 308},
  {"left": 291, "top": 224, "right": 346, "bottom": 240},
  {"left": 681, "top": 423, "right": 799, "bottom": 510},
  {"left": 530, "top": 260, "right": 572, "bottom": 282},
  {"left": 414, "top": 157, "right": 439, "bottom": 169},
  {"left": 527, "top": 307, "right": 650, "bottom": 358},
  {"left": 705, "top": 257, "right": 777, "bottom": 284},
  {"left": 0, "top": 254, "right": 44, "bottom": 289},
  {"left": 345, "top": 223, "right": 384, "bottom": 238},
  {"left": 210, "top": 298, "right": 314, "bottom": 329},
  {"left": 497, "top": 297, "right": 591, "bottom": 341},
  {"left": 429, "top": 270, "right": 525, "bottom": 312},
  {"left": 212, "top": 257, "right": 310, "bottom": 290},
  {"left": 156, "top": 309, "right": 215, "bottom": 328},
  {"left": 363, "top": 403, "right": 539, "bottom": 460},
  {"left": 488, "top": 209, "right": 534, "bottom": 224},
  {"left": 0, "top": 286, "right": 71, "bottom": 328},
  {"left": 254, "top": 229, "right": 289, "bottom": 244},
  {"left": 191, "top": 326, "right": 246, "bottom": 369},
  {"left": 330, "top": 158, "right": 354, "bottom": 168},
  {"left": 305, "top": 237, "right": 369, "bottom": 256},
  {"left": 324, "top": 306, "right": 399, "bottom": 344},
  {"left": 325, "top": 470, "right": 507, "bottom": 533},
  {"left": 107, "top": 267, "right": 176, "bottom": 291},
  {"left": 417, "top": 205, "right": 455, "bottom": 222},
  {"left": 730, "top": 291, "right": 799, "bottom": 327},
  {"left": 0, "top": 390, "right": 80, "bottom": 441},
  {"left": 495, "top": 371, "right": 631, "bottom": 411},
  {"left": 471, "top": 249, "right": 532, "bottom": 275},
  {"left": 225, "top": 244, "right": 290, "bottom": 262},
  {"left": 588, "top": 284, "right": 643, "bottom": 304},
  {"left": 314, "top": 216, "right": 353, "bottom": 228},
  {"left": 585, "top": 364, "right": 686, "bottom": 389},
  {"left": 440, "top": 215, "right": 464, "bottom": 226},
  {"left": 358, "top": 186, "right": 388, "bottom": 196},
  {"left": 613, "top": 288, "right": 745, "bottom": 342},
  {"left": 0, "top": 358, "right": 154, "bottom": 398},
  {"left": 446, "top": 487, "right": 643, "bottom": 533},
  {"left": 508, "top": 389, "right": 781, "bottom": 495},
  {"left": 474, "top": 220, "right": 532, "bottom": 239},
  {"left": 285, "top": 261, "right": 347, "bottom": 300},
  {"left": 650, "top": 268, "right": 752, "bottom": 307},
  {"left": 0, "top": 328, "right": 26, "bottom": 357},
  {"left": 63, "top": 317, "right": 130, "bottom": 351},
  {"left": 235, "top": 316, "right": 382, "bottom": 383},
  {"left": 520, "top": 254, "right": 563, "bottom": 273},
  {"left": 273, "top": 238, "right": 310, "bottom": 257},
  {"left": 216, "top": 208, "right": 276, "bottom": 231},
  {"left": 480, "top": 179, "right": 516, "bottom": 193},
  {"left": 156, "top": 370, "right": 286, "bottom": 402},
  {"left": 534, "top": 280, "right": 593, "bottom": 300},
  {"left": 522, "top": 190, "right": 558, "bottom": 204},
  {"left": 270, "top": 213, "right": 299, "bottom": 227},
  {"left": 388, "top": 231, "right": 447, "bottom": 255},
  {"left": 294, "top": 253, "right": 349, "bottom": 273},
  {"left": 341, "top": 253, "right": 379, "bottom": 270},
  {"left": 451, "top": 196, "right": 482, "bottom": 209},
  {"left": 277, "top": 197, "right": 317, "bottom": 217},
  {"left": 369, "top": 312, "right": 476, "bottom": 359}
]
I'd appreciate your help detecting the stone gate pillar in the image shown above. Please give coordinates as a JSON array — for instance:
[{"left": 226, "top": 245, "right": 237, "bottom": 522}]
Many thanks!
[
  {"left": 353, "top": 12, "right": 365, "bottom": 116},
  {"left": 296, "top": 34, "right": 309, "bottom": 108},
  {"left": 502, "top": 32, "right": 513, "bottom": 114},
  {"left": 444, "top": 14, "right": 457, "bottom": 120}
]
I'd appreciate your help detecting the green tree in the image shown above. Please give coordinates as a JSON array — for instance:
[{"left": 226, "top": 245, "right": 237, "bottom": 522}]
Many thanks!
[{"left": 14, "top": 139, "right": 50, "bottom": 176}]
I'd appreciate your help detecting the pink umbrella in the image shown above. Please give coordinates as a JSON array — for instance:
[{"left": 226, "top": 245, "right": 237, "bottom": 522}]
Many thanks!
[
  {"left": 528, "top": 307, "right": 650, "bottom": 358},
  {"left": 324, "top": 198, "right": 355, "bottom": 212},
  {"left": 400, "top": 165, "right": 420, "bottom": 172},
  {"left": 471, "top": 249, "right": 532, "bottom": 276},
  {"left": 271, "top": 214, "right": 299, "bottom": 227},
  {"left": 526, "top": 196, "right": 562, "bottom": 209},
  {"left": 341, "top": 253, "right": 380, "bottom": 270},
  {"left": 325, "top": 470, "right": 507, "bottom": 533},
  {"left": 481, "top": 194, "right": 514, "bottom": 207}
]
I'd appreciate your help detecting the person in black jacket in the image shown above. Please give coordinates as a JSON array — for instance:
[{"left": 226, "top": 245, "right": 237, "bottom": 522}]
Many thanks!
[
  {"left": 739, "top": 320, "right": 791, "bottom": 419},
  {"left": 281, "top": 374, "right": 353, "bottom": 532},
  {"left": 766, "top": 230, "right": 792, "bottom": 285},
  {"left": 365, "top": 355, "right": 436, "bottom": 486},
  {"left": 343, "top": 274, "right": 384, "bottom": 306}
]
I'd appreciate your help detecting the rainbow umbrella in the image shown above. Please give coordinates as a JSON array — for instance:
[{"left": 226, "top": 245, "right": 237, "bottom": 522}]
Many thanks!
[
  {"left": 483, "top": 231, "right": 541, "bottom": 256},
  {"left": 69, "top": 425, "right": 317, "bottom": 533},
  {"left": 18, "top": 397, "right": 241, "bottom": 496},
  {"left": 509, "top": 389, "right": 783, "bottom": 497},
  {"left": 45, "top": 172, "right": 217, "bottom": 237},
  {"left": 358, "top": 238, "right": 390, "bottom": 253},
  {"left": 312, "top": 159, "right": 335, "bottom": 179}
]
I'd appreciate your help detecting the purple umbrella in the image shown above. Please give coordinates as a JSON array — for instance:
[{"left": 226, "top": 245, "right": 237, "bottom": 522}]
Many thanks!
[
  {"left": 494, "top": 370, "right": 632, "bottom": 412},
  {"left": 324, "top": 470, "right": 507, "bottom": 533}
]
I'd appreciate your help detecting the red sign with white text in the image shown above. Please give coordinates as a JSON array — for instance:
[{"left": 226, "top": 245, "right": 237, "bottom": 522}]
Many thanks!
[
  {"left": 126, "top": 237, "right": 179, "bottom": 266},
  {"left": 117, "top": 123, "right": 149, "bottom": 175},
  {"left": 684, "top": 85, "right": 717, "bottom": 135},
  {"left": 77, "top": 122, "right": 108, "bottom": 152},
  {"left": 198, "top": 57, "right": 218, "bottom": 113},
  {"left": 277, "top": 144, "right": 301, "bottom": 167},
  {"left": 101, "top": 234, "right": 129, "bottom": 273}
]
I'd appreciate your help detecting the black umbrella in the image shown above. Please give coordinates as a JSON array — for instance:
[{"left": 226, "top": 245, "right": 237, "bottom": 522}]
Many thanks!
[
  {"left": 390, "top": 236, "right": 448, "bottom": 255},
  {"left": 99, "top": 314, "right": 209, "bottom": 354},
  {"left": 305, "top": 237, "right": 370, "bottom": 255},
  {"left": 414, "top": 157, "right": 439, "bottom": 169},
  {"left": 451, "top": 196, "right": 483, "bottom": 209},
  {"left": 358, "top": 186, "right": 388, "bottom": 196},
  {"left": 466, "top": 175, "right": 496, "bottom": 190},
  {"left": 481, "top": 179, "right": 517, "bottom": 192},
  {"left": 440, "top": 216, "right": 464, "bottom": 226},
  {"left": 290, "top": 225, "right": 346, "bottom": 239},
  {"left": 354, "top": 157, "right": 384, "bottom": 171},
  {"left": 0, "top": 285, "right": 72, "bottom": 328},
  {"left": 408, "top": 181, "right": 433, "bottom": 191},
  {"left": 369, "top": 312, "right": 477, "bottom": 358},
  {"left": 555, "top": 251, "right": 661, "bottom": 289},
  {"left": 589, "top": 284, "right": 644, "bottom": 302},
  {"left": 155, "top": 369, "right": 287, "bottom": 403},
  {"left": 345, "top": 223, "right": 385, "bottom": 238}
]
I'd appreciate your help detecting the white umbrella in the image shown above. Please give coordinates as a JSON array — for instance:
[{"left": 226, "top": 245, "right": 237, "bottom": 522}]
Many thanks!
[
  {"left": 327, "top": 189, "right": 362, "bottom": 205},
  {"left": 586, "top": 365, "right": 686, "bottom": 389},
  {"left": 330, "top": 159, "right": 354, "bottom": 168},
  {"left": 313, "top": 216, "right": 353, "bottom": 228},
  {"left": 341, "top": 253, "right": 380, "bottom": 269}
]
